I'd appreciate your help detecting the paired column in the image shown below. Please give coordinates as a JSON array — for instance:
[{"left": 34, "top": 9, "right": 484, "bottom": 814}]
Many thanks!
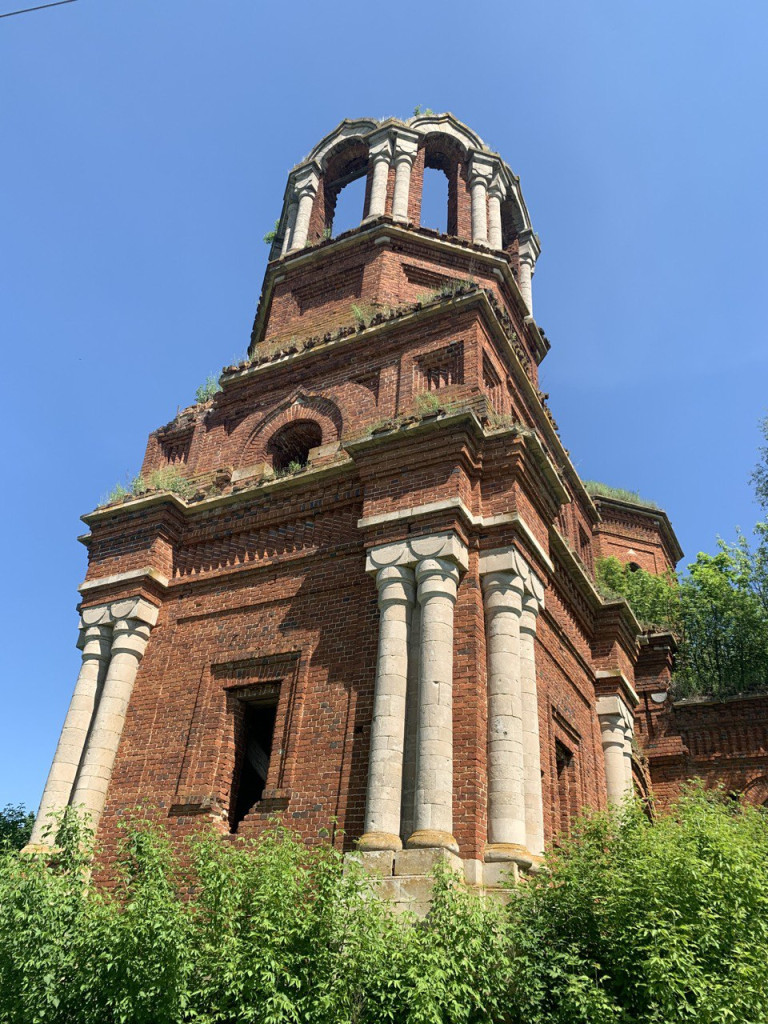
[
  {"left": 70, "top": 614, "right": 153, "bottom": 823},
  {"left": 28, "top": 596, "right": 159, "bottom": 847},
  {"left": 480, "top": 548, "right": 545, "bottom": 867},
  {"left": 280, "top": 200, "right": 298, "bottom": 256},
  {"left": 28, "top": 623, "right": 112, "bottom": 846},
  {"left": 362, "top": 534, "right": 468, "bottom": 854},
  {"left": 597, "top": 695, "right": 635, "bottom": 805}
]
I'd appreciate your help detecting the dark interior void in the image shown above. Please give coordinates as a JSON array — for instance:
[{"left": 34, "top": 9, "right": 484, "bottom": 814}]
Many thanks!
[
  {"left": 267, "top": 419, "right": 323, "bottom": 472},
  {"left": 232, "top": 701, "right": 278, "bottom": 829}
]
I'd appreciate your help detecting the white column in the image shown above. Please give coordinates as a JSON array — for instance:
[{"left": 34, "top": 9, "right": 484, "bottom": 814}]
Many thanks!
[
  {"left": 408, "top": 557, "right": 460, "bottom": 853},
  {"left": 520, "top": 593, "right": 545, "bottom": 859},
  {"left": 400, "top": 599, "right": 421, "bottom": 843},
  {"left": 365, "top": 132, "right": 392, "bottom": 220},
  {"left": 288, "top": 168, "right": 319, "bottom": 251},
  {"left": 517, "top": 229, "right": 540, "bottom": 314},
  {"left": 488, "top": 180, "right": 505, "bottom": 250},
  {"left": 391, "top": 134, "right": 418, "bottom": 222},
  {"left": 597, "top": 696, "right": 633, "bottom": 806},
  {"left": 482, "top": 572, "right": 526, "bottom": 858},
  {"left": 280, "top": 200, "right": 298, "bottom": 255},
  {"left": 359, "top": 566, "right": 415, "bottom": 851},
  {"left": 70, "top": 609, "right": 156, "bottom": 828},
  {"left": 28, "top": 622, "right": 112, "bottom": 847},
  {"left": 468, "top": 155, "right": 494, "bottom": 245}
]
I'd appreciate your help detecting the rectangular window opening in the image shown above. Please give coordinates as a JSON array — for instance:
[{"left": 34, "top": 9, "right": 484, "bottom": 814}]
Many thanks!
[{"left": 231, "top": 697, "right": 278, "bottom": 831}]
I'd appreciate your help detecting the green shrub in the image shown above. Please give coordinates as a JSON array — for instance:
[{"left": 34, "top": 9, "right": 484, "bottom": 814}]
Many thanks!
[
  {"left": 132, "top": 466, "right": 193, "bottom": 500},
  {"left": 4, "top": 791, "right": 767, "bottom": 1024},
  {"left": 195, "top": 375, "right": 222, "bottom": 404},
  {"left": 595, "top": 556, "right": 679, "bottom": 631},
  {"left": 263, "top": 219, "right": 280, "bottom": 244}
]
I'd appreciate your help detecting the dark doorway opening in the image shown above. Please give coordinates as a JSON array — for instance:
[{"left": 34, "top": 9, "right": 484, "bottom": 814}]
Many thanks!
[{"left": 232, "top": 700, "right": 278, "bottom": 829}]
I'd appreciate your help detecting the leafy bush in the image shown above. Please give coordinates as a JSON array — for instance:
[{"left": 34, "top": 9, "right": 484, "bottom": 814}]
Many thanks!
[
  {"left": 595, "top": 556, "right": 678, "bottom": 631},
  {"left": 3, "top": 791, "right": 767, "bottom": 1023},
  {"left": 505, "top": 786, "right": 768, "bottom": 1024},
  {"left": 583, "top": 479, "right": 660, "bottom": 509},
  {"left": 263, "top": 219, "right": 280, "bottom": 245},
  {"left": 0, "top": 804, "right": 34, "bottom": 851},
  {"left": 195, "top": 375, "right": 222, "bottom": 404}
]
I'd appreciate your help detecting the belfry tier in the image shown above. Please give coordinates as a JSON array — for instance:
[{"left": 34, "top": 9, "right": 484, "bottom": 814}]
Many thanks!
[{"left": 252, "top": 114, "right": 546, "bottom": 384}]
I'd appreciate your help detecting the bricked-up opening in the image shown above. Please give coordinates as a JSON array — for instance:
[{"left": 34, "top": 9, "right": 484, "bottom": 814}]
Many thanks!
[
  {"left": 267, "top": 419, "right": 323, "bottom": 473},
  {"left": 331, "top": 174, "right": 366, "bottom": 236},
  {"left": 555, "top": 740, "right": 578, "bottom": 837},
  {"left": 231, "top": 698, "right": 278, "bottom": 830},
  {"left": 420, "top": 166, "right": 449, "bottom": 234},
  {"left": 417, "top": 341, "right": 464, "bottom": 391}
]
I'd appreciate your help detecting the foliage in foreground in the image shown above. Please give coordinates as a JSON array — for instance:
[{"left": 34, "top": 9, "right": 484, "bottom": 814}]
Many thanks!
[
  {"left": 1, "top": 789, "right": 767, "bottom": 1024},
  {"left": 0, "top": 804, "right": 33, "bottom": 851}
]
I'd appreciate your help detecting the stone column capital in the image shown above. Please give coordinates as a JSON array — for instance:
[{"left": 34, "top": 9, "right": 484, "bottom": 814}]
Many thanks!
[
  {"left": 76, "top": 621, "right": 112, "bottom": 652},
  {"left": 481, "top": 570, "right": 524, "bottom": 614},
  {"left": 366, "top": 532, "right": 469, "bottom": 575},
  {"left": 468, "top": 153, "right": 495, "bottom": 185},
  {"left": 479, "top": 546, "right": 545, "bottom": 609},
  {"left": 80, "top": 595, "right": 160, "bottom": 629},
  {"left": 391, "top": 128, "right": 419, "bottom": 163},
  {"left": 517, "top": 228, "right": 540, "bottom": 267},
  {"left": 293, "top": 165, "right": 320, "bottom": 199},
  {"left": 415, "top": 557, "right": 460, "bottom": 603},
  {"left": 367, "top": 128, "right": 394, "bottom": 161},
  {"left": 488, "top": 174, "right": 507, "bottom": 201},
  {"left": 375, "top": 565, "right": 416, "bottom": 607}
]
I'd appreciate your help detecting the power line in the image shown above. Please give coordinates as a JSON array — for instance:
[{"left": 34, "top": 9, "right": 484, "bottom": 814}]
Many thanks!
[{"left": 0, "top": 0, "right": 77, "bottom": 18}]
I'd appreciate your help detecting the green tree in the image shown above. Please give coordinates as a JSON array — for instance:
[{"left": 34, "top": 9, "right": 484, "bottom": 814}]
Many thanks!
[
  {"left": 505, "top": 786, "right": 768, "bottom": 1024},
  {"left": 595, "top": 556, "right": 678, "bottom": 631},
  {"left": 0, "top": 803, "right": 34, "bottom": 851},
  {"left": 750, "top": 414, "right": 768, "bottom": 513}
]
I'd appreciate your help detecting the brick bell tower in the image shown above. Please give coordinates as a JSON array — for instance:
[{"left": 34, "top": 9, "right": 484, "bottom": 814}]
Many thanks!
[{"left": 30, "top": 114, "right": 672, "bottom": 891}]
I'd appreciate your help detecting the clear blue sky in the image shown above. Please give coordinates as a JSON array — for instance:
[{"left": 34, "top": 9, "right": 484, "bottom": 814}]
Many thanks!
[{"left": 1, "top": 0, "right": 766, "bottom": 810}]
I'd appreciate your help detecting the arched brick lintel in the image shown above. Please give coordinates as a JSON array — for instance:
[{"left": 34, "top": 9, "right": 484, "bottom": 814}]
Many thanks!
[
  {"left": 741, "top": 775, "right": 768, "bottom": 806},
  {"left": 242, "top": 394, "right": 342, "bottom": 466}
]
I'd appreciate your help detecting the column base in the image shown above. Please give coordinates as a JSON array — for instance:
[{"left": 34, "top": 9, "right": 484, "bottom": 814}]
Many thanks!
[
  {"left": 484, "top": 842, "right": 533, "bottom": 869},
  {"left": 406, "top": 829, "right": 459, "bottom": 854},
  {"left": 357, "top": 831, "right": 402, "bottom": 852}
]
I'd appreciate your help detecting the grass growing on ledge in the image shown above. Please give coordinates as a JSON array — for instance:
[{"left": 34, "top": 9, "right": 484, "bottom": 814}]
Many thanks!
[
  {"left": 583, "top": 479, "right": 660, "bottom": 509},
  {"left": 101, "top": 466, "right": 193, "bottom": 506}
]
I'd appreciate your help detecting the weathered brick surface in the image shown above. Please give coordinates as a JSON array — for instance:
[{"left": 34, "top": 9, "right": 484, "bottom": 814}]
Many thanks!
[{"left": 75, "top": 119, "right": 767, "bottom": 870}]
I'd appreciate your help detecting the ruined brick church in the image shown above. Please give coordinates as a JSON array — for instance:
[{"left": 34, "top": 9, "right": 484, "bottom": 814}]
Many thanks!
[{"left": 29, "top": 114, "right": 768, "bottom": 891}]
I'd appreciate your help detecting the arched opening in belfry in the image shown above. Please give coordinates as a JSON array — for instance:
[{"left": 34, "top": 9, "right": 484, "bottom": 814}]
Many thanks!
[
  {"left": 421, "top": 134, "right": 462, "bottom": 236},
  {"left": 501, "top": 198, "right": 521, "bottom": 254},
  {"left": 322, "top": 140, "right": 369, "bottom": 238},
  {"left": 420, "top": 166, "right": 449, "bottom": 234},
  {"left": 267, "top": 419, "right": 323, "bottom": 473},
  {"left": 330, "top": 173, "right": 367, "bottom": 236}
]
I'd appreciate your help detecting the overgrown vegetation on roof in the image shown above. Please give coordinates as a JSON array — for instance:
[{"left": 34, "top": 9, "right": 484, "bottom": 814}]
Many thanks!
[
  {"left": 101, "top": 466, "right": 193, "bottom": 507},
  {"left": 583, "top": 479, "right": 660, "bottom": 509},
  {"left": 195, "top": 375, "right": 222, "bottom": 404}
]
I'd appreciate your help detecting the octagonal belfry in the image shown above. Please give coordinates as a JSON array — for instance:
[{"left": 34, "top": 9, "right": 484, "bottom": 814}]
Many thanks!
[{"left": 29, "top": 113, "right": 684, "bottom": 898}]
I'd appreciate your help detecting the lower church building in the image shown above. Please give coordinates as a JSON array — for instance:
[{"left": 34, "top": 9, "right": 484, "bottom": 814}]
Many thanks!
[{"left": 28, "top": 114, "right": 768, "bottom": 895}]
